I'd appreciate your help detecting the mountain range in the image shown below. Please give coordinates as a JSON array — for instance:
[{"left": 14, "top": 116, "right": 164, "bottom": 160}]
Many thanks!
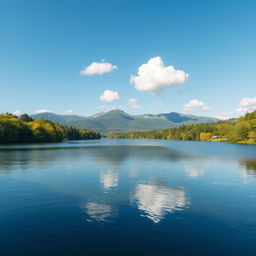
[{"left": 31, "top": 110, "right": 218, "bottom": 133}]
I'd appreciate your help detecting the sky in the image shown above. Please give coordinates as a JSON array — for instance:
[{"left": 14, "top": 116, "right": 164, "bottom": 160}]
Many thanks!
[{"left": 0, "top": 0, "right": 256, "bottom": 118}]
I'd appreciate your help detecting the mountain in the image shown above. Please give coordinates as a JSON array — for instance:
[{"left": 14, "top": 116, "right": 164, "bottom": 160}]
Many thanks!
[{"left": 31, "top": 110, "right": 218, "bottom": 133}]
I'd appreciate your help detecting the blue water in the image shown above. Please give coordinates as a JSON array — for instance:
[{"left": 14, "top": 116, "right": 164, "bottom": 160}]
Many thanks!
[{"left": 0, "top": 139, "right": 256, "bottom": 255}]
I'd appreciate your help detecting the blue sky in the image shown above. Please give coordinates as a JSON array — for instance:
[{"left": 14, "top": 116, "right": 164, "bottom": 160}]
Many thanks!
[{"left": 0, "top": 0, "right": 255, "bottom": 118}]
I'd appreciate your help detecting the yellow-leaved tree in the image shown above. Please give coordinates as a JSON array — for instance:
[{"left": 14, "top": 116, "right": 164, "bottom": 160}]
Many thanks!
[{"left": 200, "top": 132, "right": 212, "bottom": 141}]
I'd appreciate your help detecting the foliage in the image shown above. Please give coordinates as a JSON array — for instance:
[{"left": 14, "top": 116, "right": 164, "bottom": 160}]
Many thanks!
[
  {"left": 31, "top": 110, "right": 218, "bottom": 133},
  {"left": 19, "top": 114, "right": 33, "bottom": 122},
  {"left": 0, "top": 113, "right": 101, "bottom": 143},
  {"left": 108, "top": 111, "right": 256, "bottom": 145},
  {"left": 62, "top": 126, "right": 101, "bottom": 140},
  {"left": 200, "top": 132, "right": 212, "bottom": 141}
]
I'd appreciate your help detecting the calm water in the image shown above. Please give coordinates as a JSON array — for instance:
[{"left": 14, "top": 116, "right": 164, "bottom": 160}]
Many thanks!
[{"left": 0, "top": 139, "right": 256, "bottom": 256}]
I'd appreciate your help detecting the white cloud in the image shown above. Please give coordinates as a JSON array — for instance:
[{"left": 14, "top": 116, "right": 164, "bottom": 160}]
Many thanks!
[
  {"left": 128, "top": 98, "right": 141, "bottom": 109},
  {"left": 184, "top": 99, "right": 210, "bottom": 112},
  {"left": 100, "top": 90, "right": 120, "bottom": 102},
  {"left": 12, "top": 110, "right": 21, "bottom": 116},
  {"left": 128, "top": 98, "right": 138, "bottom": 104},
  {"left": 217, "top": 97, "right": 256, "bottom": 119},
  {"left": 65, "top": 109, "right": 73, "bottom": 114},
  {"left": 215, "top": 112, "right": 235, "bottom": 120},
  {"left": 130, "top": 56, "right": 189, "bottom": 94},
  {"left": 236, "top": 97, "right": 256, "bottom": 115},
  {"left": 34, "top": 109, "right": 51, "bottom": 114},
  {"left": 80, "top": 62, "right": 118, "bottom": 76}
]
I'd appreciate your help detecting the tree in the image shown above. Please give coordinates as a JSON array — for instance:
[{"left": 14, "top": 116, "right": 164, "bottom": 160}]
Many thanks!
[
  {"left": 0, "top": 113, "right": 100, "bottom": 143},
  {"left": 248, "top": 131, "right": 256, "bottom": 143},
  {"left": 19, "top": 114, "right": 33, "bottom": 122},
  {"left": 199, "top": 132, "right": 212, "bottom": 141}
]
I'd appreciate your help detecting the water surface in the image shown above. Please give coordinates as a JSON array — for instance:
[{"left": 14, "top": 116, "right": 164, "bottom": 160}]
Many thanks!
[{"left": 0, "top": 139, "right": 256, "bottom": 255}]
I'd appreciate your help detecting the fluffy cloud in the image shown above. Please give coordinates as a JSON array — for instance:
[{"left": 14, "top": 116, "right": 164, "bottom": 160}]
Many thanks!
[
  {"left": 236, "top": 97, "right": 256, "bottom": 115},
  {"left": 100, "top": 90, "right": 120, "bottom": 102},
  {"left": 34, "top": 109, "right": 51, "bottom": 114},
  {"left": 12, "top": 110, "right": 21, "bottom": 116},
  {"left": 184, "top": 99, "right": 210, "bottom": 112},
  {"left": 217, "top": 97, "right": 256, "bottom": 119},
  {"left": 128, "top": 98, "right": 141, "bottom": 109},
  {"left": 130, "top": 56, "right": 189, "bottom": 94},
  {"left": 65, "top": 109, "right": 73, "bottom": 114},
  {"left": 80, "top": 62, "right": 118, "bottom": 76},
  {"left": 215, "top": 112, "right": 235, "bottom": 120}
]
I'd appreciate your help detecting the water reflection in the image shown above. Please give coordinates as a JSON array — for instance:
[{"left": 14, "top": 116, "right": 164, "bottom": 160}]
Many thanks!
[
  {"left": 0, "top": 145, "right": 192, "bottom": 171},
  {"left": 240, "top": 159, "right": 256, "bottom": 178},
  {"left": 132, "top": 181, "right": 188, "bottom": 223},
  {"left": 82, "top": 202, "right": 116, "bottom": 222},
  {"left": 100, "top": 168, "right": 119, "bottom": 191},
  {"left": 3, "top": 142, "right": 256, "bottom": 226},
  {"left": 184, "top": 159, "right": 209, "bottom": 178},
  {"left": 129, "top": 167, "right": 139, "bottom": 178}
]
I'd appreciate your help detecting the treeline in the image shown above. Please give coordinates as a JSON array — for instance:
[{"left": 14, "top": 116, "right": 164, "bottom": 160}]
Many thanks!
[
  {"left": 0, "top": 113, "right": 100, "bottom": 143},
  {"left": 108, "top": 111, "right": 256, "bottom": 144}
]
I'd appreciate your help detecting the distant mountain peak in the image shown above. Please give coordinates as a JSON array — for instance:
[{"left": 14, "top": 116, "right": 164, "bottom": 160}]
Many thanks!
[
  {"left": 90, "top": 112, "right": 105, "bottom": 118},
  {"left": 108, "top": 109, "right": 127, "bottom": 114},
  {"left": 31, "top": 110, "right": 218, "bottom": 133}
]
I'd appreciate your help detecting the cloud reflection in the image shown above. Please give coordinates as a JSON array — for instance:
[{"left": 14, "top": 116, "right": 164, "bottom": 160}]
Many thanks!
[
  {"left": 184, "top": 160, "right": 209, "bottom": 178},
  {"left": 100, "top": 169, "right": 119, "bottom": 191},
  {"left": 132, "top": 183, "right": 188, "bottom": 223},
  {"left": 82, "top": 202, "right": 116, "bottom": 222}
]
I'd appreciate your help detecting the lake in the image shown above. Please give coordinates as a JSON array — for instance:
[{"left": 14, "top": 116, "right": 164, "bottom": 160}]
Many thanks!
[{"left": 0, "top": 139, "right": 256, "bottom": 256}]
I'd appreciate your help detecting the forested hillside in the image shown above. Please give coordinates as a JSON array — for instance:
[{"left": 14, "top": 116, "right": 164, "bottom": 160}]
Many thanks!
[
  {"left": 31, "top": 110, "right": 218, "bottom": 133},
  {"left": 109, "top": 111, "right": 256, "bottom": 144},
  {"left": 0, "top": 114, "right": 100, "bottom": 143}
]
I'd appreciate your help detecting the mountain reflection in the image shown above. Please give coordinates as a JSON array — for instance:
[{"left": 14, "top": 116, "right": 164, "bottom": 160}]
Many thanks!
[
  {"left": 100, "top": 168, "right": 119, "bottom": 191},
  {"left": 82, "top": 202, "right": 116, "bottom": 222},
  {"left": 0, "top": 145, "right": 192, "bottom": 171},
  {"left": 132, "top": 182, "right": 188, "bottom": 223}
]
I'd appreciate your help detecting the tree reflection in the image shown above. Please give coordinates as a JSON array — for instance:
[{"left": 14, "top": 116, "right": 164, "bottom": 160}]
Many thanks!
[
  {"left": 0, "top": 145, "right": 192, "bottom": 171},
  {"left": 240, "top": 159, "right": 256, "bottom": 178}
]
